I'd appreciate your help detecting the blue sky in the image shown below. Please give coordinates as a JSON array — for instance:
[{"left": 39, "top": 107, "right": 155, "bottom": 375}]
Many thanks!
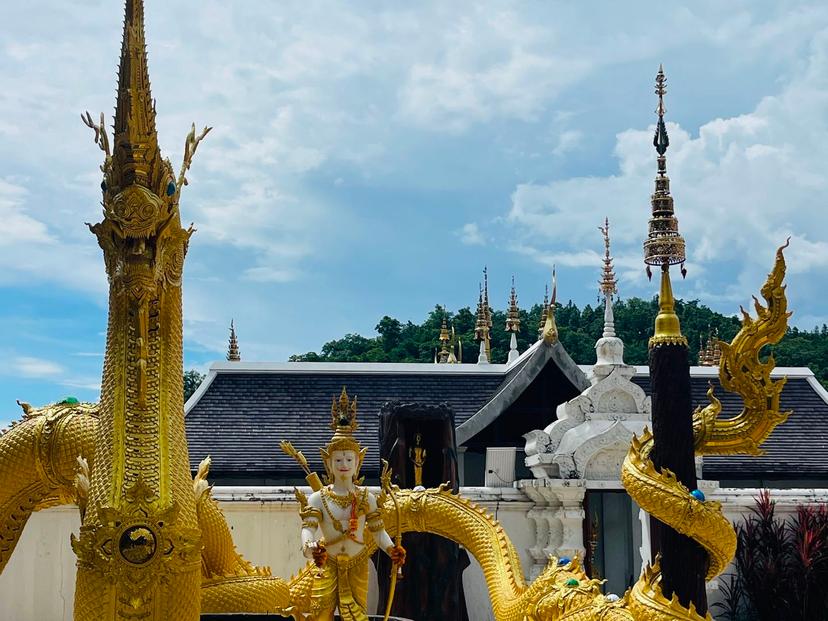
[{"left": 2, "top": 1, "right": 828, "bottom": 426}]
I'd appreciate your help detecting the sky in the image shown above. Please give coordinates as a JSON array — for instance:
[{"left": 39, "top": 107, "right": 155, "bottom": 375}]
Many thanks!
[{"left": 2, "top": 1, "right": 828, "bottom": 426}]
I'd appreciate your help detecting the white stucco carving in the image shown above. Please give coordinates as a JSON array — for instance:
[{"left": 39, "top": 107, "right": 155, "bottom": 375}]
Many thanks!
[{"left": 524, "top": 364, "right": 650, "bottom": 481}]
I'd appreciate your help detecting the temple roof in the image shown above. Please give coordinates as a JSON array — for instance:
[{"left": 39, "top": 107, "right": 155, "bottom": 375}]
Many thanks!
[{"left": 185, "top": 358, "right": 828, "bottom": 483}]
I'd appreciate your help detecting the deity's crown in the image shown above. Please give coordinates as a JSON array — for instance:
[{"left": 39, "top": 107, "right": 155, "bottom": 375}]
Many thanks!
[
  {"left": 322, "top": 387, "right": 365, "bottom": 462},
  {"left": 330, "top": 386, "right": 358, "bottom": 434}
]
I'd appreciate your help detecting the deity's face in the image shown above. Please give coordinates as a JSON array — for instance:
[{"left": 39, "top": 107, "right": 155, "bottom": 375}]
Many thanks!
[{"left": 329, "top": 449, "right": 357, "bottom": 484}]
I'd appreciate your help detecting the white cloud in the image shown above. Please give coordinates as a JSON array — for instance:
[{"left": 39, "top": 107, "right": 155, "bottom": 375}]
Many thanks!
[
  {"left": 502, "top": 30, "right": 828, "bottom": 316},
  {"left": 552, "top": 130, "right": 583, "bottom": 157},
  {"left": 459, "top": 222, "right": 485, "bottom": 246},
  {"left": 12, "top": 356, "right": 63, "bottom": 378}
]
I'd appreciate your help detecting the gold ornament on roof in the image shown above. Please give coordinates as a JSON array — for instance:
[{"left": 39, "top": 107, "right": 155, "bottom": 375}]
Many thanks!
[
  {"left": 538, "top": 284, "right": 549, "bottom": 341},
  {"left": 474, "top": 267, "right": 492, "bottom": 360},
  {"left": 227, "top": 319, "right": 241, "bottom": 361},
  {"left": 437, "top": 315, "right": 451, "bottom": 363},
  {"left": 505, "top": 276, "right": 521, "bottom": 333},
  {"left": 599, "top": 217, "right": 618, "bottom": 298},
  {"left": 542, "top": 266, "right": 559, "bottom": 344}
]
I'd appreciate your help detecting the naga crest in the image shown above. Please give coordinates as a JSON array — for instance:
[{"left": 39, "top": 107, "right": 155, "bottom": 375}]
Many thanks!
[{"left": 82, "top": 0, "right": 209, "bottom": 295}]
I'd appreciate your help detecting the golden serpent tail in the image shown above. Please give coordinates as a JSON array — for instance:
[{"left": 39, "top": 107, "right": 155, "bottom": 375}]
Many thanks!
[{"left": 622, "top": 242, "right": 791, "bottom": 621}]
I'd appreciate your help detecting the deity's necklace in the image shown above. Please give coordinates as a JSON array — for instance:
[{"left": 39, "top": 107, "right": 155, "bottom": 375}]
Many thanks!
[
  {"left": 324, "top": 487, "right": 356, "bottom": 509},
  {"left": 321, "top": 487, "right": 363, "bottom": 541}
]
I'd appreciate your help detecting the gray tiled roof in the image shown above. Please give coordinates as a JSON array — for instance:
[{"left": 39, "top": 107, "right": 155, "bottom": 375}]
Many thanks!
[
  {"left": 186, "top": 370, "right": 504, "bottom": 476},
  {"left": 631, "top": 375, "right": 828, "bottom": 480},
  {"left": 185, "top": 361, "right": 828, "bottom": 482}
]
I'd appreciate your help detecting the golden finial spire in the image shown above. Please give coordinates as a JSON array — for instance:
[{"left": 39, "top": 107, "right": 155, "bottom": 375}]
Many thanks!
[
  {"left": 482, "top": 269, "right": 493, "bottom": 325},
  {"left": 538, "top": 284, "right": 549, "bottom": 341},
  {"left": 437, "top": 314, "right": 451, "bottom": 363},
  {"left": 599, "top": 217, "right": 618, "bottom": 298},
  {"left": 475, "top": 269, "right": 492, "bottom": 362},
  {"left": 643, "top": 65, "right": 687, "bottom": 347},
  {"left": 505, "top": 276, "right": 521, "bottom": 333},
  {"left": 542, "top": 266, "right": 559, "bottom": 343},
  {"left": 711, "top": 327, "right": 722, "bottom": 365},
  {"left": 227, "top": 319, "right": 241, "bottom": 361}
]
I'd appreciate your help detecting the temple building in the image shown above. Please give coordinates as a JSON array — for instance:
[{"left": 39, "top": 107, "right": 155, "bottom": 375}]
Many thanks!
[{"left": 181, "top": 225, "right": 828, "bottom": 602}]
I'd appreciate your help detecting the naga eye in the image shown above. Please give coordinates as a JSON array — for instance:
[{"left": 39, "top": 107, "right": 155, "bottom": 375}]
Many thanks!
[{"left": 166, "top": 180, "right": 176, "bottom": 196}]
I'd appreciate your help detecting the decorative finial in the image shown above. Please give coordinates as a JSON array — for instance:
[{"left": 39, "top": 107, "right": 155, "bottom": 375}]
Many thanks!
[
  {"left": 447, "top": 323, "right": 459, "bottom": 364},
  {"left": 598, "top": 218, "right": 618, "bottom": 338},
  {"left": 538, "top": 284, "right": 549, "bottom": 341},
  {"left": 506, "top": 276, "right": 521, "bottom": 363},
  {"left": 711, "top": 327, "right": 722, "bottom": 365},
  {"left": 643, "top": 65, "right": 687, "bottom": 348},
  {"left": 475, "top": 269, "right": 492, "bottom": 362},
  {"left": 542, "top": 266, "right": 559, "bottom": 344},
  {"left": 227, "top": 319, "right": 241, "bottom": 361},
  {"left": 437, "top": 314, "right": 451, "bottom": 364},
  {"left": 505, "top": 276, "right": 521, "bottom": 333},
  {"left": 483, "top": 266, "right": 492, "bottom": 329}
]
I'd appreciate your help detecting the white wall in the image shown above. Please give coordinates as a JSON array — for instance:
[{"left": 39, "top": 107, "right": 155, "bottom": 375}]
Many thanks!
[
  {"left": 0, "top": 488, "right": 534, "bottom": 621},
  {"left": 3, "top": 486, "right": 821, "bottom": 621}
]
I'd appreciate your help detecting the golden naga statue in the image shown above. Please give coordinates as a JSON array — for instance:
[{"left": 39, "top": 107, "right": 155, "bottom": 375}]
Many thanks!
[{"left": 0, "top": 0, "right": 794, "bottom": 618}]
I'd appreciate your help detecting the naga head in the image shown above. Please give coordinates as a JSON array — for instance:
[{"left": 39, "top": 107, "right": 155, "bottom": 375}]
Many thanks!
[{"left": 84, "top": 0, "right": 208, "bottom": 294}]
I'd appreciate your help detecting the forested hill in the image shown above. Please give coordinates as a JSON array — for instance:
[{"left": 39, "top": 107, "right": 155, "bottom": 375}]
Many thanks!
[{"left": 290, "top": 298, "right": 828, "bottom": 388}]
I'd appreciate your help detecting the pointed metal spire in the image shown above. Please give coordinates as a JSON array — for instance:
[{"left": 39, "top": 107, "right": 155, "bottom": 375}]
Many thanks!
[
  {"left": 505, "top": 276, "right": 521, "bottom": 333},
  {"left": 437, "top": 314, "right": 451, "bottom": 363},
  {"left": 483, "top": 266, "right": 492, "bottom": 329},
  {"left": 599, "top": 218, "right": 618, "bottom": 338},
  {"left": 505, "top": 276, "right": 521, "bottom": 363},
  {"left": 475, "top": 269, "right": 492, "bottom": 362},
  {"left": 227, "top": 319, "right": 241, "bottom": 361},
  {"left": 643, "top": 64, "right": 687, "bottom": 347}
]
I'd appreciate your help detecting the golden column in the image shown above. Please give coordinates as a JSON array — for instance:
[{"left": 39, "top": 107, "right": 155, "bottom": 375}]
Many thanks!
[{"left": 72, "top": 1, "right": 210, "bottom": 618}]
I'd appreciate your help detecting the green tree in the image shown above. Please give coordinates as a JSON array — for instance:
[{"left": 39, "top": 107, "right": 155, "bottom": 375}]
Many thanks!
[
  {"left": 183, "top": 369, "right": 205, "bottom": 402},
  {"left": 288, "top": 298, "right": 828, "bottom": 388}
]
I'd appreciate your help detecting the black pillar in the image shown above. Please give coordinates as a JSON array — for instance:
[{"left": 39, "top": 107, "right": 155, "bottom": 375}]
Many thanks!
[{"left": 648, "top": 343, "right": 708, "bottom": 614}]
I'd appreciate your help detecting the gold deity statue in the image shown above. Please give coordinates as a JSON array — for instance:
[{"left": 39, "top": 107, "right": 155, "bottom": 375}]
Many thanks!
[
  {"left": 296, "top": 388, "right": 406, "bottom": 620},
  {"left": 409, "top": 431, "right": 427, "bottom": 487}
]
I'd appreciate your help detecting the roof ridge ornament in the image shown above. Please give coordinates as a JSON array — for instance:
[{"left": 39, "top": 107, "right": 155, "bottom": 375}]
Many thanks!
[
  {"left": 505, "top": 276, "right": 521, "bottom": 363},
  {"left": 475, "top": 268, "right": 492, "bottom": 363},
  {"left": 542, "top": 266, "right": 559, "bottom": 344},
  {"left": 537, "top": 284, "right": 549, "bottom": 341},
  {"left": 227, "top": 319, "right": 241, "bottom": 361},
  {"left": 598, "top": 218, "right": 618, "bottom": 339}
]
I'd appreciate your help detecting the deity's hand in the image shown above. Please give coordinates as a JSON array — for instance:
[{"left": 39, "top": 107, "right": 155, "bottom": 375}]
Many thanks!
[
  {"left": 309, "top": 541, "right": 328, "bottom": 567},
  {"left": 387, "top": 544, "right": 406, "bottom": 567}
]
